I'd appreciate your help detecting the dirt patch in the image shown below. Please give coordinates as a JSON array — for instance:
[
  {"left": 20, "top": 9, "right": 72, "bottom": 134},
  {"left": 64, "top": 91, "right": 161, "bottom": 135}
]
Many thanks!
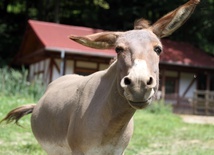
[{"left": 179, "top": 115, "right": 214, "bottom": 125}]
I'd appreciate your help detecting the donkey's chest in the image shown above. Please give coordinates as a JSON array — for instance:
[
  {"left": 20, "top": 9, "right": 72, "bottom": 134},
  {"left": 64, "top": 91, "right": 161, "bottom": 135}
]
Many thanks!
[{"left": 77, "top": 123, "right": 132, "bottom": 155}]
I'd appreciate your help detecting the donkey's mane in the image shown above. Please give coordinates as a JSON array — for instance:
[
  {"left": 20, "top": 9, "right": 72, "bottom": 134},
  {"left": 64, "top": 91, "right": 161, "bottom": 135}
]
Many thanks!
[{"left": 134, "top": 18, "right": 151, "bottom": 30}]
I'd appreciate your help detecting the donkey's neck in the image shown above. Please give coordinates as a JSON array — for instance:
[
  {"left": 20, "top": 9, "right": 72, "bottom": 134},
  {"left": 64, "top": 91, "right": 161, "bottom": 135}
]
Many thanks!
[
  {"left": 104, "top": 60, "right": 136, "bottom": 112},
  {"left": 100, "top": 61, "right": 136, "bottom": 142}
]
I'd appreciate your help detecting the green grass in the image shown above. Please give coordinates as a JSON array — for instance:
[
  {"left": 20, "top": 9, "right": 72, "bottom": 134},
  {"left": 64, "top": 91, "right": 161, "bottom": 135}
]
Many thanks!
[
  {"left": 0, "top": 95, "right": 44, "bottom": 155},
  {"left": 126, "top": 110, "right": 214, "bottom": 155},
  {"left": 0, "top": 95, "right": 214, "bottom": 155}
]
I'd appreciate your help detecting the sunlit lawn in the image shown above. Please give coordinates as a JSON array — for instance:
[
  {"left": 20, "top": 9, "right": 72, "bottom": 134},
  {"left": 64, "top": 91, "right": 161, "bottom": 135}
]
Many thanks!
[{"left": 0, "top": 95, "right": 214, "bottom": 155}]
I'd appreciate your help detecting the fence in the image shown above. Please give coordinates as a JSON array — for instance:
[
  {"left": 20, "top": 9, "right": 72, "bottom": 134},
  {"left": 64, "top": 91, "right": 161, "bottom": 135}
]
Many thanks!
[{"left": 192, "top": 90, "right": 214, "bottom": 115}]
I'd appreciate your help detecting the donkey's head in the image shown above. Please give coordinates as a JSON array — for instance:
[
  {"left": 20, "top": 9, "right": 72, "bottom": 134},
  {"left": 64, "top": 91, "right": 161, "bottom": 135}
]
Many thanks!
[{"left": 70, "top": 0, "right": 199, "bottom": 109}]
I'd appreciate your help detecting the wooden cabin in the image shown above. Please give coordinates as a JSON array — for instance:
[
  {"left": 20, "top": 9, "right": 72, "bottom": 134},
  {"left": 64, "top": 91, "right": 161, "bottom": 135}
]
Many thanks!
[{"left": 13, "top": 20, "right": 214, "bottom": 114}]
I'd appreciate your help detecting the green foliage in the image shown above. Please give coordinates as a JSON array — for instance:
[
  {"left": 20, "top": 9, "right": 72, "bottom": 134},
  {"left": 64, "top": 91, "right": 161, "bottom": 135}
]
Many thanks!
[
  {"left": 93, "top": 0, "right": 109, "bottom": 9},
  {"left": 0, "top": 0, "right": 213, "bottom": 65},
  {"left": 145, "top": 100, "right": 173, "bottom": 114},
  {"left": 0, "top": 67, "right": 45, "bottom": 101}
]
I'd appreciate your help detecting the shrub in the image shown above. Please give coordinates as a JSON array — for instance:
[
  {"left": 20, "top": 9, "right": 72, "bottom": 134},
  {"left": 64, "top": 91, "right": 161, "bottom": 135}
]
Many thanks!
[
  {"left": 0, "top": 67, "right": 45, "bottom": 100},
  {"left": 145, "top": 100, "right": 172, "bottom": 114}
]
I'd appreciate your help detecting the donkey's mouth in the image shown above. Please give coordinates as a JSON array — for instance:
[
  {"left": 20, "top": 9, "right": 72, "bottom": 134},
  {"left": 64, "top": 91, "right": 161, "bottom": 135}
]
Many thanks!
[{"left": 128, "top": 97, "right": 152, "bottom": 109}]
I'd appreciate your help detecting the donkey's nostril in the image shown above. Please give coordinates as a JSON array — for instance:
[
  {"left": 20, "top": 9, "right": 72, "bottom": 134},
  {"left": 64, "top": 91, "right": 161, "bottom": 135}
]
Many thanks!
[
  {"left": 147, "top": 77, "right": 153, "bottom": 85},
  {"left": 124, "top": 77, "right": 132, "bottom": 85}
]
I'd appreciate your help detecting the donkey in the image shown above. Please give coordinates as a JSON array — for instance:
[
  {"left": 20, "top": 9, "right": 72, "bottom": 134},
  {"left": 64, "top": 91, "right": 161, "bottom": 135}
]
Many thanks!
[{"left": 1, "top": 0, "right": 199, "bottom": 154}]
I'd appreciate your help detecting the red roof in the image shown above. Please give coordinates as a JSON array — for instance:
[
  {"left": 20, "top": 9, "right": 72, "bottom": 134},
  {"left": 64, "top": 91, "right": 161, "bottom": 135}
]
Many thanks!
[
  {"left": 22, "top": 20, "right": 214, "bottom": 69},
  {"left": 28, "top": 20, "right": 115, "bottom": 58},
  {"left": 161, "top": 40, "right": 214, "bottom": 69}
]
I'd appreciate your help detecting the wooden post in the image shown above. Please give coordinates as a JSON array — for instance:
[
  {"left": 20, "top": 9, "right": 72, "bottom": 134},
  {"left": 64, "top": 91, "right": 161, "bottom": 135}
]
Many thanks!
[
  {"left": 161, "top": 69, "right": 165, "bottom": 100},
  {"left": 206, "top": 73, "right": 211, "bottom": 90},
  {"left": 205, "top": 90, "right": 209, "bottom": 115},
  {"left": 193, "top": 90, "right": 196, "bottom": 114},
  {"left": 176, "top": 71, "right": 180, "bottom": 105}
]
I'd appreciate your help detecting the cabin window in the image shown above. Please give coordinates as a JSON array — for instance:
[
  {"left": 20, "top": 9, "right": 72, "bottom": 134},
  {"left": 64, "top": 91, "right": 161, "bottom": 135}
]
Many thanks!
[
  {"left": 74, "top": 68, "right": 96, "bottom": 76},
  {"left": 74, "top": 60, "right": 98, "bottom": 76},
  {"left": 76, "top": 61, "right": 97, "bottom": 69},
  {"left": 165, "top": 77, "right": 177, "bottom": 94},
  {"left": 197, "top": 73, "right": 207, "bottom": 90}
]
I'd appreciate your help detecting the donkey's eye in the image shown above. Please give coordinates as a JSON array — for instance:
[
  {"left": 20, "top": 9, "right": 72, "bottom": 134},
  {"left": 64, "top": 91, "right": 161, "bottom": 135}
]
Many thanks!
[
  {"left": 115, "top": 46, "right": 124, "bottom": 54},
  {"left": 154, "top": 46, "right": 162, "bottom": 55}
]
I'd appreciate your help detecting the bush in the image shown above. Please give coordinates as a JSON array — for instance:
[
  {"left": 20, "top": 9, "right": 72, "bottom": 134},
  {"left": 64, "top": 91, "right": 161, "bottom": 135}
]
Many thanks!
[
  {"left": 0, "top": 67, "right": 45, "bottom": 100},
  {"left": 145, "top": 100, "right": 172, "bottom": 114}
]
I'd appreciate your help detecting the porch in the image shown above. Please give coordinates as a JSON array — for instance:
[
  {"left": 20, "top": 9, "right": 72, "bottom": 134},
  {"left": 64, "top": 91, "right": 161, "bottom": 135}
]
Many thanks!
[{"left": 165, "top": 90, "right": 214, "bottom": 116}]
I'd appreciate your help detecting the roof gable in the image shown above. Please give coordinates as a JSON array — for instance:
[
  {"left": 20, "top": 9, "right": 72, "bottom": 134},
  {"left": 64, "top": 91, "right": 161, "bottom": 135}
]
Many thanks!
[{"left": 17, "top": 20, "right": 214, "bottom": 69}]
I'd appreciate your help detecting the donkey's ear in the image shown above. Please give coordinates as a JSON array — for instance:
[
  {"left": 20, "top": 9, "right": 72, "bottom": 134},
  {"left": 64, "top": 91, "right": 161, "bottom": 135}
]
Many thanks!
[
  {"left": 151, "top": 0, "right": 200, "bottom": 38},
  {"left": 69, "top": 32, "right": 123, "bottom": 49}
]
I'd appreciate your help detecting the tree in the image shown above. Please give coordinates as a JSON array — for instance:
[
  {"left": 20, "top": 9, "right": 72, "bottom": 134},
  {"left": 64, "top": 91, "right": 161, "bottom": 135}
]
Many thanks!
[{"left": 0, "top": 0, "right": 213, "bottom": 66}]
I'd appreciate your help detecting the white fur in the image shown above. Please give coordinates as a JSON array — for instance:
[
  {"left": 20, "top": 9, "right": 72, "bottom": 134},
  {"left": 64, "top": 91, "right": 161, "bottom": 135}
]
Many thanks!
[{"left": 132, "top": 59, "right": 149, "bottom": 81}]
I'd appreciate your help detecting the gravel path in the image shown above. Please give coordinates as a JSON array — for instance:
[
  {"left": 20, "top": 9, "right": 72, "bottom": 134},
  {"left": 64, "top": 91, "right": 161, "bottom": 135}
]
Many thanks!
[{"left": 179, "top": 115, "right": 214, "bottom": 125}]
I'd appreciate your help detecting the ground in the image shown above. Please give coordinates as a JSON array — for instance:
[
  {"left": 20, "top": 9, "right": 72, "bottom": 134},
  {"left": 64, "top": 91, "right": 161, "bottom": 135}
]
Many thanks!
[{"left": 180, "top": 114, "right": 214, "bottom": 125}]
